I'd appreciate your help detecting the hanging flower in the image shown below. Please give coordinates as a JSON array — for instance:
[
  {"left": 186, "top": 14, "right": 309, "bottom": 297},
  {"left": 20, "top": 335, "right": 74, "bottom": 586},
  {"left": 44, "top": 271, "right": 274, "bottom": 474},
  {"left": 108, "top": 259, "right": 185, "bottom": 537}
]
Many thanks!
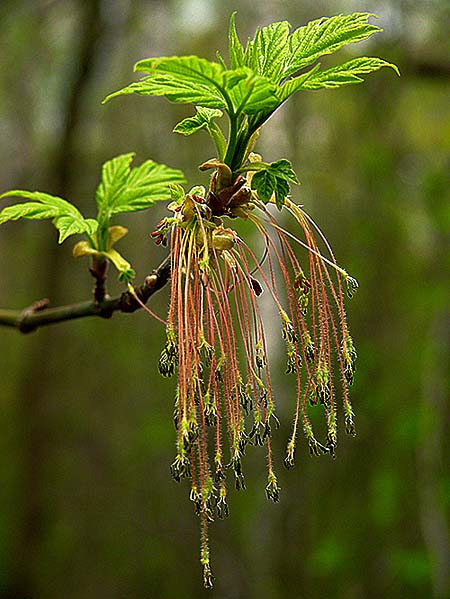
[
  {"left": 153, "top": 162, "right": 357, "bottom": 587},
  {"left": 106, "top": 12, "right": 398, "bottom": 588}
]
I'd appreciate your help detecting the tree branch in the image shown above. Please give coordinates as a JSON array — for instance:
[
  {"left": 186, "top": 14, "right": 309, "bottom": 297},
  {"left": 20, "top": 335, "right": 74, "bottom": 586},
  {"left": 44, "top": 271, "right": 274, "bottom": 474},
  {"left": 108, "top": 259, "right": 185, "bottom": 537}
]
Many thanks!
[{"left": 0, "top": 256, "right": 171, "bottom": 333}]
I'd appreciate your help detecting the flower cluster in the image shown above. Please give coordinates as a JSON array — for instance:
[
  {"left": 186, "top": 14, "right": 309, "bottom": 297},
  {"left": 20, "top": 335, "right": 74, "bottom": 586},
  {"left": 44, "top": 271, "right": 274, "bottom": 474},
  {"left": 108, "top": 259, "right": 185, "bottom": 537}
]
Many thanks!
[{"left": 152, "top": 164, "right": 357, "bottom": 587}]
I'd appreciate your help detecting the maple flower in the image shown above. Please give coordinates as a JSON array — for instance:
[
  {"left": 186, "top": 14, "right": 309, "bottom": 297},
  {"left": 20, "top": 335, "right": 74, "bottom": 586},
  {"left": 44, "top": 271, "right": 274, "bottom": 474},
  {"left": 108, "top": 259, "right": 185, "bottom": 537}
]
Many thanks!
[{"left": 153, "top": 163, "right": 357, "bottom": 587}]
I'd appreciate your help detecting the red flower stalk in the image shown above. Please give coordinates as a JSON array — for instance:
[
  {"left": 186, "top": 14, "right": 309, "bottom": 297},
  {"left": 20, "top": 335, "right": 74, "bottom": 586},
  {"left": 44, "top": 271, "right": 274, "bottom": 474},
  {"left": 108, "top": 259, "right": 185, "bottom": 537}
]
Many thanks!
[{"left": 154, "top": 172, "right": 357, "bottom": 586}]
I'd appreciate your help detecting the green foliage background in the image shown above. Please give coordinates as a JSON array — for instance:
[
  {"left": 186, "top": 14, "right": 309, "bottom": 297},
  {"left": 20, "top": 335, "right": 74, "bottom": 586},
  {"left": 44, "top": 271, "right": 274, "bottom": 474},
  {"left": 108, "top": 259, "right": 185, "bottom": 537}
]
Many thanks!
[{"left": 0, "top": 1, "right": 448, "bottom": 598}]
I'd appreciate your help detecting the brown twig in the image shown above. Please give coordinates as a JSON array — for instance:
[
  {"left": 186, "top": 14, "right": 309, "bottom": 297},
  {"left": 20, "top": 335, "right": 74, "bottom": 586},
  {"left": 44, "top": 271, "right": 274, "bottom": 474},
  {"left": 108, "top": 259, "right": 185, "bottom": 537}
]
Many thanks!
[{"left": 0, "top": 256, "right": 171, "bottom": 334}]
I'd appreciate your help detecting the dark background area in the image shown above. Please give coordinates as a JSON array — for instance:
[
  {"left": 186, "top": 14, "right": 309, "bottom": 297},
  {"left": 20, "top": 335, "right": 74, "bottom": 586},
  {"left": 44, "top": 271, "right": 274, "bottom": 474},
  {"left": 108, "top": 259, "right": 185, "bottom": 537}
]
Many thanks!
[{"left": 0, "top": 1, "right": 449, "bottom": 598}]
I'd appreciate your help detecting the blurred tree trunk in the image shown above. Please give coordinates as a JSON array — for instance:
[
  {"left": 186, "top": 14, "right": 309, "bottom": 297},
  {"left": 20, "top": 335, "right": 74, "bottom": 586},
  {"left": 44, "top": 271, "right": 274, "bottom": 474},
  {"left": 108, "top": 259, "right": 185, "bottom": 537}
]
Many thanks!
[
  {"left": 5, "top": 2, "right": 104, "bottom": 597},
  {"left": 417, "top": 304, "right": 450, "bottom": 597}
]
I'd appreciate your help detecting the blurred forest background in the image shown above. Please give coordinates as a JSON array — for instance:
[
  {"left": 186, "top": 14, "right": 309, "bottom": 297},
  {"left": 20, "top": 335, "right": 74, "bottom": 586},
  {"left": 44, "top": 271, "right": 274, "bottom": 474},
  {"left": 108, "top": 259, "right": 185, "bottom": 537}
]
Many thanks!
[{"left": 0, "top": 1, "right": 449, "bottom": 598}]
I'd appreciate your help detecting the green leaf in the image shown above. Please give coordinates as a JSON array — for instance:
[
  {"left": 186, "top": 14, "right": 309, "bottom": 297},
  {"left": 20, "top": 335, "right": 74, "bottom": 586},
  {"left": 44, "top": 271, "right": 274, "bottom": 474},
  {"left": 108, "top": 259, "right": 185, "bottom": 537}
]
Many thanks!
[
  {"left": 228, "top": 71, "right": 279, "bottom": 115},
  {"left": 168, "top": 183, "right": 185, "bottom": 203},
  {"left": 0, "top": 190, "right": 98, "bottom": 243},
  {"left": 173, "top": 107, "right": 223, "bottom": 136},
  {"left": 96, "top": 153, "right": 135, "bottom": 215},
  {"left": 244, "top": 20, "right": 291, "bottom": 83},
  {"left": 229, "top": 12, "right": 245, "bottom": 69},
  {"left": 104, "top": 54, "right": 280, "bottom": 118},
  {"left": 269, "top": 159, "right": 300, "bottom": 184},
  {"left": 104, "top": 56, "right": 246, "bottom": 110},
  {"left": 95, "top": 153, "right": 185, "bottom": 219},
  {"left": 72, "top": 235, "right": 134, "bottom": 282},
  {"left": 101, "top": 248, "right": 135, "bottom": 282},
  {"left": 274, "top": 178, "right": 290, "bottom": 209},
  {"left": 104, "top": 13, "right": 398, "bottom": 174},
  {"left": 103, "top": 76, "right": 225, "bottom": 109},
  {"left": 252, "top": 170, "right": 277, "bottom": 203},
  {"left": 72, "top": 240, "right": 98, "bottom": 258},
  {"left": 250, "top": 159, "right": 299, "bottom": 209},
  {"left": 283, "top": 13, "right": 382, "bottom": 77},
  {"left": 276, "top": 63, "right": 321, "bottom": 102},
  {"left": 301, "top": 57, "right": 400, "bottom": 90}
]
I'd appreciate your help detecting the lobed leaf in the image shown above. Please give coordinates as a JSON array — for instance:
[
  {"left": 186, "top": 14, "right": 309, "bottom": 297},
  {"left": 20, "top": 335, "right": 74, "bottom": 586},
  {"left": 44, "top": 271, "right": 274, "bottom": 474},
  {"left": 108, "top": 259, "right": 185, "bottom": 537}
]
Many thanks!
[
  {"left": 96, "top": 153, "right": 135, "bottom": 214},
  {"left": 73, "top": 242, "right": 136, "bottom": 282},
  {"left": 243, "top": 21, "right": 291, "bottom": 83},
  {"left": 104, "top": 56, "right": 247, "bottom": 111},
  {"left": 268, "top": 159, "right": 300, "bottom": 184},
  {"left": 301, "top": 57, "right": 399, "bottom": 90},
  {"left": 96, "top": 153, "right": 185, "bottom": 218},
  {"left": 250, "top": 159, "right": 298, "bottom": 209},
  {"left": 174, "top": 107, "right": 223, "bottom": 136},
  {"left": 101, "top": 248, "right": 136, "bottom": 282},
  {"left": 103, "top": 76, "right": 228, "bottom": 109},
  {"left": 228, "top": 71, "right": 279, "bottom": 114},
  {"left": 283, "top": 13, "right": 382, "bottom": 77},
  {"left": 228, "top": 12, "right": 245, "bottom": 70},
  {"left": 252, "top": 170, "right": 277, "bottom": 203},
  {"left": 0, "top": 190, "right": 98, "bottom": 243},
  {"left": 276, "top": 63, "right": 321, "bottom": 102}
]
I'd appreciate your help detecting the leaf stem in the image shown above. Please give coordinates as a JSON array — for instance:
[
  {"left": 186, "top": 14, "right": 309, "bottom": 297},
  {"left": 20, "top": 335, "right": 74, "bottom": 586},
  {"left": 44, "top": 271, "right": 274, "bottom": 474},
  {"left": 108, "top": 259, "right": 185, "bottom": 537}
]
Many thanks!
[
  {"left": 224, "top": 110, "right": 238, "bottom": 168},
  {"left": 207, "top": 122, "right": 227, "bottom": 161}
]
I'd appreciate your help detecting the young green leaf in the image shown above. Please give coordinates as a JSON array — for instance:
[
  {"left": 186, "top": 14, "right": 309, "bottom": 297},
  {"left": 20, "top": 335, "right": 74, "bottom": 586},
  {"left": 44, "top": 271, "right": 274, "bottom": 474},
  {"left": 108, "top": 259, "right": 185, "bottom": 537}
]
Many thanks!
[
  {"left": 251, "top": 170, "right": 277, "bottom": 204},
  {"left": 168, "top": 183, "right": 186, "bottom": 203},
  {"left": 101, "top": 248, "right": 136, "bottom": 282},
  {"left": 250, "top": 159, "right": 298, "bottom": 209},
  {"left": 243, "top": 21, "right": 291, "bottom": 82},
  {"left": 72, "top": 240, "right": 98, "bottom": 258},
  {"left": 228, "top": 12, "right": 245, "bottom": 70},
  {"left": 276, "top": 63, "right": 321, "bottom": 103},
  {"left": 283, "top": 13, "right": 382, "bottom": 77},
  {"left": 228, "top": 72, "right": 279, "bottom": 115},
  {"left": 300, "top": 57, "right": 400, "bottom": 90},
  {"left": 173, "top": 107, "right": 223, "bottom": 136},
  {"left": 96, "top": 153, "right": 135, "bottom": 216},
  {"left": 104, "top": 56, "right": 246, "bottom": 110},
  {"left": 72, "top": 241, "right": 135, "bottom": 282},
  {"left": 268, "top": 159, "right": 300, "bottom": 184},
  {"left": 95, "top": 153, "right": 185, "bottom": 219},
  {"left": 104, "top": 75, "right": 227, "bottom": 109},
  {"left": 104, "top": 13, "right": 398, "bottom": 176},
  {"left": 0, "top": 190, "right": 98, "bottom": 243}
]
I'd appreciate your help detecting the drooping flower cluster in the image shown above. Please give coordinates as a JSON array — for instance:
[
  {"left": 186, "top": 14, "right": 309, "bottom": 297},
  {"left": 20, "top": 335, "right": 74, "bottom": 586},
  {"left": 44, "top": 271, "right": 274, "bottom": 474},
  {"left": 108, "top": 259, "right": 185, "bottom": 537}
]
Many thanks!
[{"left": 152, "top": 167, "right": 357, "bottom": 587}]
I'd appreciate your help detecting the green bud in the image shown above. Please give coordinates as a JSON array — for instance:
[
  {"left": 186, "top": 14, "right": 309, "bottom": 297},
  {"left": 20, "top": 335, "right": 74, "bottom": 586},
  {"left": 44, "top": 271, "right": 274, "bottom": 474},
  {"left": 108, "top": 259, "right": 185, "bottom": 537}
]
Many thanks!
[
  {"left": 190, "top": 486, "right": 202, "bottom": 516},
  {"left": 202, "top": 562, "right": 214, "bottom": 590},
  {"left": 308, "top": 438, "right": 330, "bottom": 457},
  {"left": 284, "top": 441, "right": 296, "bottom": 469},
  {"left": 238, "top": 383, "right": 253, "bottom": 415},
  {"left": 170, "top": 453, "right": 191, "bottom": 481},
  {"left": 255, "top": 340, "right": 266, "bottom": 369},
  {"left": 282, "top": 319, "right": 298, "bottom": 344},
  {"left": 344, "top": 402, "right": 356, "bottom": 436},
  {"left": 158, "top": 338, "right": 178, "bottom": 377},
  {"left": 265, "top": 471, "right": 281, "bottom": 503},
  {"left": 216, "top": 488, "right": 229, "bottom": 519},
  {"left": 235, "top": 473, "right": 246, "bottom": 491},
  {"left": 345, "top": 275, "right": 359, "bottom": 299}
]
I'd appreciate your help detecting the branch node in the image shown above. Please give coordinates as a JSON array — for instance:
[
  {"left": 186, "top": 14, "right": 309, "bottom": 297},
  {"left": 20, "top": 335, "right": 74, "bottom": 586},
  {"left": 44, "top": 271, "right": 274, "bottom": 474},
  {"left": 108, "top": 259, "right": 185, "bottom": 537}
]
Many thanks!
[
  {"left": 144, "top": 274, "right": 158, "bottom": 287},
  {"left": 89, "top": 257, "right": 109, "bottom": 304},
  {"left": 17, "top": 298, "right": 50, "bottom": 333}
]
